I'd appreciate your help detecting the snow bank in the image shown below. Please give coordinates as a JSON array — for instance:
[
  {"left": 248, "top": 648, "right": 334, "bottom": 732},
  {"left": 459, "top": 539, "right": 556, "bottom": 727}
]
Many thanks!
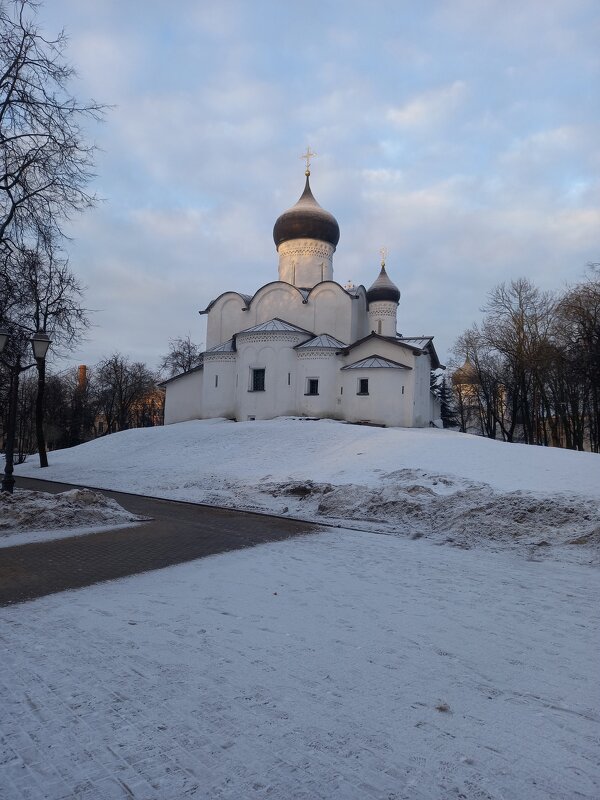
[
  {"left": 15, "top": 418, "right": 600, "bottom": 558},
  {"left": 0, "top": 488, "right": 146, "bottom": 547}
]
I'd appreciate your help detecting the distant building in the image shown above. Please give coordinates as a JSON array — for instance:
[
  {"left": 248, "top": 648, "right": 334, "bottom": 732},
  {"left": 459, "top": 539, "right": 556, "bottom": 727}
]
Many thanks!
[{"left": 163, "top": 164, "right": 442, "bottom": 428}]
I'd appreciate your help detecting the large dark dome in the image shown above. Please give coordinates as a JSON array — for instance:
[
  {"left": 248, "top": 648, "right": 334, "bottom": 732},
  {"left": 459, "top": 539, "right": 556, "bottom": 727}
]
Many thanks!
[
  {"left": 273, "top": 176, "right": 340, "bottom": 249},
  {"left": 366, "top": 265, "right": 401, "bottom": 304}
]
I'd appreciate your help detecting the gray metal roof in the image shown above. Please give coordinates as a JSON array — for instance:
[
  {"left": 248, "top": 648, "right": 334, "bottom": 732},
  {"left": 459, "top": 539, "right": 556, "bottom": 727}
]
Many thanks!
[
  {"left": 205, "top": 339, "right": 235, "bottom": 352},
  {"left": 238, "top": 318, "right": 313, "bottom": 335},
  {"left": 398, "top": 336, "right": 433, "bottom": 348},
  {"left": 341, "top": 355, "right": 412, "bottom": 370},
  {"left": 296, "top": 333, "right": 347, "bottom": 349}
]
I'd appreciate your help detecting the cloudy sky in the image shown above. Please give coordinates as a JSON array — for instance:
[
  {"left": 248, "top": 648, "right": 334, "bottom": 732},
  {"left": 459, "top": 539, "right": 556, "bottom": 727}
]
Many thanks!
[{"left": 38, "top": 0, "right": 599, "bottom": 370}]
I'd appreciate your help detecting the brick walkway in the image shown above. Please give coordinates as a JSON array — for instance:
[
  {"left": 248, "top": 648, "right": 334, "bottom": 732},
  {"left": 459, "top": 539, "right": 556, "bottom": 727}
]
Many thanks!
[{"left": 1, "top": 478, "right": 319, "bottom": 606}]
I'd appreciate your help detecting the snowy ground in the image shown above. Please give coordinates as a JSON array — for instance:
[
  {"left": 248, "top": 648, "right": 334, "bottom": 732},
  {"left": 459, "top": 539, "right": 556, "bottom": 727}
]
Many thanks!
[
  {"left": 1, "top": 529, "right": 598, "bottom": 799},
  {"left": 15, "top": 418, "right": 600, "bottom": 561},
  {"left": 5, "top": 420, "right": 600, "bottom": 798},
  {"left": 0, "top": 488, "right": 146, "bottom": 548}
]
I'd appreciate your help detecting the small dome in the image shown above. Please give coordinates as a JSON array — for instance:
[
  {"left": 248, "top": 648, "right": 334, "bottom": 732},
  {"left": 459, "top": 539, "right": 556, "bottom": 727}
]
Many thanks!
[
  {"left": 366, "top": 264, "right": 400, "bottom": 304},
  {"left": 273, "top": 175, "right": 340, "bottom": 249}
]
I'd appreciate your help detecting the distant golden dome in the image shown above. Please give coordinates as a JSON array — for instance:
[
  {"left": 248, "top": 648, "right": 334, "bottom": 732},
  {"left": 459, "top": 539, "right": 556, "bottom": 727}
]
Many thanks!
[{"left": 452, "top": 356, "right": 478, "bottom": 386}]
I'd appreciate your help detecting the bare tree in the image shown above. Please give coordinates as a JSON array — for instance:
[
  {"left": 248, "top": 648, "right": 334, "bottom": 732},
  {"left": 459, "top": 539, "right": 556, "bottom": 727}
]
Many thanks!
[
  {"left": 160, "top": 334, "right": 204, "bottom": 378},
  {"left": 0, "top": 0, "right": 104, "bottom": 252},
  {"left": 93, "top": 354, "right": 160, "bottom": 433},
  {"left": 451, "top": 272, "right": 600, "bottom": 451}
]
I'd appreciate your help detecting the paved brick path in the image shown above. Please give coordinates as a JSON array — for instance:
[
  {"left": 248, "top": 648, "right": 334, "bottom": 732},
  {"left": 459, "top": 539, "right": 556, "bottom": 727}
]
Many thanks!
[{"left": 1, "top": 478, "right": 319, "bottom": 606}]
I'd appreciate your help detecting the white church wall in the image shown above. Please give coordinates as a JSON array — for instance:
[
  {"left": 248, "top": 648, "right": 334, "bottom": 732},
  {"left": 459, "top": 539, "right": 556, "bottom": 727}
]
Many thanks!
[
  {"left": 163, "top": 369, "right": 204, "bottom": 424},
  {"left": 296, "top": 352, "right": 341, "bottom": 419},
  {"left": 412, "top": 354, "right": 436, "bottom": 427},
  {"left": 201, "top": 356, "right": 236, "bottom": 419},
  {"left": 309, "top": 283, "right": 354, "bottom": 343},
  {"left": 341, "top": 338, "right": 414, "bottom": 370},
  {"left": 340, "top": 369, "right": 412, "bottom": 427},
  {"left": 206, "top": 294, "right": 248, "bottom": 349},
  {"left": 206, "top": 281, "right": 365, "bottom": 351},
  {"left": 351, "top": 288, "right": 369, "bottom": 341},
  {"left": 236, "top": 333, "right": 303, "bottom": 420},
  {"left": 250, "top": 284, "right": 308, "bottom": 332}
]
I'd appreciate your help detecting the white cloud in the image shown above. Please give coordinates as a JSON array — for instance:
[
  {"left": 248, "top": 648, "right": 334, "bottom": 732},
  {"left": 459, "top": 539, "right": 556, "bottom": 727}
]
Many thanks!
[{"left": 387, "top": 81, "right": 467, "bottom": 129}]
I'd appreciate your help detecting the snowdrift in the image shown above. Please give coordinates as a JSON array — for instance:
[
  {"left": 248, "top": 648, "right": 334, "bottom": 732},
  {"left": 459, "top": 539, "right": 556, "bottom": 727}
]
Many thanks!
[{"left": 16, "top": 418, "right": 600, "bottom": 558}]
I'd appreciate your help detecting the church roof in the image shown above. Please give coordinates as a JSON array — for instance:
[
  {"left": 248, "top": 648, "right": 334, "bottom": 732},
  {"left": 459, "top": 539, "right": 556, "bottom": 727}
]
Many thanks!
[
  {"left": 341, "top": 332, "right": 421, "bottom": 355},
  {"left": 398, "top": 336, "right": 443, "bottom": 370},
  {"left": 398, "top": 336, "right": 433, "bottom": 348},
  {"left": 238, "top": 318, "right": 314, "bottom": 335},
  {"left": 158, "top": 361, "right": 204, "bottom": 387},
  {"left": 296, "top": 333, "right": 347, "bottom": 349},
  {"left": 366, "top": 264, "right": 400, "bottom": 304},
  {"left": 273, "top": 174, "right": 340, "bottom": 249},
  {"left": 341, "top": 355, "right": 412, "bottom": 370},
  {"left": 206, "top": 339, "right": 235, "bottom": 352}
]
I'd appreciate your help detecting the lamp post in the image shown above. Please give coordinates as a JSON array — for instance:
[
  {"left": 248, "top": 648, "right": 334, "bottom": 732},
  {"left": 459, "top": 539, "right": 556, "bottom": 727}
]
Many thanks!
[{"left": 0, "top": 328, "right": 52, "bottom": 494}]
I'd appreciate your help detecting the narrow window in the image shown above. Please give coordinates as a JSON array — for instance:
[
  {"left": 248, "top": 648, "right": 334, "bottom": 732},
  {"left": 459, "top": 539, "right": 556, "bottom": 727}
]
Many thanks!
[
  {"left": 215, "top": 374, "right": 218, "bottom": 388},
  {"left": 402, "top": 385, "right": 405, "bottom": 395},
  {"left": 252, "top": 368, "right": 265, "bottom": 392},
  {"left": 377, "top": 320, "right": 382, "bottom": 334},
  {"left": 288, "top": 372, "right": 291, "bottom": 386},
  {"left": 307, "top": 378, "right": 319, "bottom": 396},
  {"left": 340, "top": 386, "right": 343, "bottom": 395},
  {"left": 358, "top": 378, "right": 369, "bottom": 395}
]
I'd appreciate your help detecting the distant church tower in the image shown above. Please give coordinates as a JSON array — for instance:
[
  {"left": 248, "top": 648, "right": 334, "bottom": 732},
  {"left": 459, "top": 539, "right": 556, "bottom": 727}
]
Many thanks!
[
  {"left": 366, "top": 250, "right": 401, "bottom": 336},
  {"left": 273, "top": 148, "right": 340, "bottom": 288}
]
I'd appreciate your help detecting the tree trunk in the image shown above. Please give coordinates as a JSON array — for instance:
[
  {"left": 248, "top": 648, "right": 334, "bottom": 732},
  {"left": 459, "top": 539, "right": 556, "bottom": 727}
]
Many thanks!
[
  {"left": 35, "top": 357, "right": 48, "bottom": 467},
  {"left": 1, "top": 364, "right": 20, "bottom": 493}
]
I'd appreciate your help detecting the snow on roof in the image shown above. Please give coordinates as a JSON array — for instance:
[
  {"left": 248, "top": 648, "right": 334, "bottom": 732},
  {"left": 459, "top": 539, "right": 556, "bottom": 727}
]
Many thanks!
[
  {"left": 238, "top": 318, "right": 313, "bottom": 335},
  {"left": 296, "top": 333, "right": 347, "bottom": 349},
  {"left": 341, "top": 355, "right": 412, "bottom": 370},
  {"left": 398, "top": 336, "right": 433, "bottom": 348},
  {"left": 206, "top": 339, "right": 235, "bottom": 353}
]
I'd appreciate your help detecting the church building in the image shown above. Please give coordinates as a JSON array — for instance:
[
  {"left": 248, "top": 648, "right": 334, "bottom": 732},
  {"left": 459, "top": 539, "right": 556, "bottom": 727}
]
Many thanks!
[{"left": 163, "top": 158, "right": 442, "bottom": 428}]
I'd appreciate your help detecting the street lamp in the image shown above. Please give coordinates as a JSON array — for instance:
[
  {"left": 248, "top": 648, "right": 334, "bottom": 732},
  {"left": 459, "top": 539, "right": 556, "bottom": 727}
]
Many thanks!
[
  {"left": 31, "top": 330, "right": 51, "bottom": 360},
  {"left": 0, "top": 329, "right": 52, "bottom": 494}
]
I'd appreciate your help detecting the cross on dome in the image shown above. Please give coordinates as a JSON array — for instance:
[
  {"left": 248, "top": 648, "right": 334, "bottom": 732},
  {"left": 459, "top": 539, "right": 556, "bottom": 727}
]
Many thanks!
[
  {"left": 380, "top": 246, "right": 388, "bottom": 267},
  {"left": 300, "top": 146, "right": 317, "bottom": 176}
]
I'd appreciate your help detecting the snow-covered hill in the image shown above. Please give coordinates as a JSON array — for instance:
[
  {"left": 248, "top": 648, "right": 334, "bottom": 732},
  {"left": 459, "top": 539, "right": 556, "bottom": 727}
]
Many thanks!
[{"left": 16, "top": 418, "right": 600, "bottom": 558}]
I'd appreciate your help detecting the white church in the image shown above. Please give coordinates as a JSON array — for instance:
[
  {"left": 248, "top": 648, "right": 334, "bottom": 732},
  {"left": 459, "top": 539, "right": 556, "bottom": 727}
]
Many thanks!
[{"left": 163, "top": 159, "right": 443, "bottom": 428}]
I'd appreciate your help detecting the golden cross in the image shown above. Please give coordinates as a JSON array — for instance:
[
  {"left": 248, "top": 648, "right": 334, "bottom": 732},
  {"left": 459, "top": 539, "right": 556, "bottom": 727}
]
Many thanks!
[
  {"left": 380, "top": 247, "right": 388, "bottom": 266},
  {"left": 300, "top": 146, "right": 317, "bottom": 175}
]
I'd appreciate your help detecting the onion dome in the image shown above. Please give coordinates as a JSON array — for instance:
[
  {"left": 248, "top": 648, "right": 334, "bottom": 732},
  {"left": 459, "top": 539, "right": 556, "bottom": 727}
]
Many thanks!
[
  {"left": 452, "top": 356, "right": 478, "bottom": 386},
  {"left": 366, "top": 263, "right": 400, "bottom": 304},
  {"left": 273, "top": 174, "right": 340, "bottom": 249}
]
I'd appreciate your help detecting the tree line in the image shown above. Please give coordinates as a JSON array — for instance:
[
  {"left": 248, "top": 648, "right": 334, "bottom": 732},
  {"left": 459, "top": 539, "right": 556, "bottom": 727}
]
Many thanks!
[
  {"left": 449, "top": 270, "right": 600, "bottom": 452},
  {"left": 1, "top": 353, "right": 164, "bottom": 462},
  {"left": 0, "top": 333, "right": 205, "bottom": 462}
]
